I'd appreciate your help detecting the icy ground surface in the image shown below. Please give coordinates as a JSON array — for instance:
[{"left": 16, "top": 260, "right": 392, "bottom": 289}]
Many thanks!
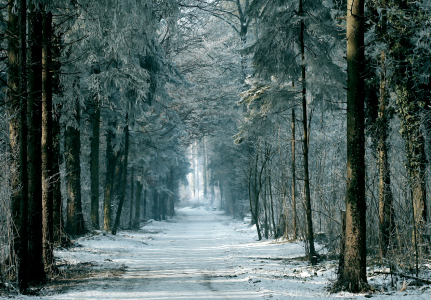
[{"left": 4, "top": 207, "right": 431, "bottom": 299}]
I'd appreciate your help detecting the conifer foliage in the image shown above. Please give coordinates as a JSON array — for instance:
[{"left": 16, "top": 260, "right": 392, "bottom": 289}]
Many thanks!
[{"left": 0, "top": 0, "right": 431, "bottom": 295}]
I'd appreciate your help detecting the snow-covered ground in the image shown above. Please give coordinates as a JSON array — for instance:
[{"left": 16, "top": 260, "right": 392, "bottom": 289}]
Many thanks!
[{"left": 3, "top": 207, "right": 430, "bottom": 299}]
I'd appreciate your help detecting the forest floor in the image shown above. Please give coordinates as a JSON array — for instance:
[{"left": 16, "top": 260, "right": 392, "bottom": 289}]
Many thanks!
[{"left": 1, "top": 207, "right": 431, "bottom": 299}]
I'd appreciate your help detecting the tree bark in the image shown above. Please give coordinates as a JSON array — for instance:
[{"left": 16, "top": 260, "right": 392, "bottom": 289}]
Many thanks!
[
  {"left": 337, "top": 0, "right": 367, "bottom": 291},
  {"left": 41, "top": 9, "right": 55, "bottom": 273},
  {"left": 219, "top": 179, "right": 224, "bottom": 210},
  {"left": 51, "top": 33, "right": 64, "bottom": 245},
  {"left": 103, "top": 119, "right": 116, "bottom": 232},
  {"left": 203, "top": 138, "right": 207, "bottom": 197},
  {"left": 390, "top": 0, "right": 428, "bottom": 244},
  {"left": 128, "top": 167, "right": 134, "bottom": 228},
  {"left": 17, "top": 0, "right": 28, "bottom": 292},
  {"left": 168, "top": 167, "right": 175, "bottom": 216},
  {"left": 153, "top": 190, "right": 159, "bottom": 221},
  {"left": 27, "top": 4, "right": 46, "bottom": 283},
  {"left": 377, "top": 50, "right": 394, "bottom": 259},
  {"left": 112, "top": 115, "right": 130, "bottom": 235},
  {"left": 133, "top": 181, "right": 143, "bottom": 229},
  {"left": 90, "top": 99, "right": 101, "bottom": 229},
  {"left": 65, "top": 100, "right": 86, "bottom": 236},
  {"left": 7, "top": 0, "right": 20, "bottom": 276},
  {"left": 143, "top": 189, "right": 147, "bottom": 220},
  {"left": 299, "top": 0, "right": 316, "bottom": 262},
  {"left": 292, "top": 109, "right": 297, "bottom": 240}
]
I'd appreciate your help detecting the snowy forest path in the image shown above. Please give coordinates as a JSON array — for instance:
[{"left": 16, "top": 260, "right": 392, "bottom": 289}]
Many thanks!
[
  {"left": 46, "top": 207, "right": 272, "bottom": 299},
  {"left": 12, "top": 207, "right": 409, "bottom": 300}
]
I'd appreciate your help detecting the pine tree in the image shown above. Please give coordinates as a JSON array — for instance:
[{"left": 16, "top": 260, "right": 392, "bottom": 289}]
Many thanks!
[
  {"left": 336, "top": 0, "right": 367, "bottom": 291},
  {"left": 27, "top": 3, "right": 46, "bottom": 283},
  {"left": 41, "top": 8, "right": 55, "bottom": 273}
]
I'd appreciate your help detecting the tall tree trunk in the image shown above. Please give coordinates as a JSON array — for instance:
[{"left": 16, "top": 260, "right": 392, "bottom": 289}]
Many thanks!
[
  {"left": 65, "top": 100, "right": 86, "bottom": 236},
  {"left": 41, "top": 9, "right": 54, "bottom": 273},
  {"left": 153, "top": 190, "right": 160, "bottom": 221},
  {"left": 133, "top": 181, "right": 143, "bottom": 229},
  {"left": 168, "top": 167, "right": 175, "bottom": 216},
  {"left": 191, "top": 142, "right": 196, "bottom": 198},
  {"left": 27, "top": 4, "right": 46, "bottom": 283},
  {"left": 195, "top": 140, "right": 200, "bottom": 205},
  {"left": 299, "top": 0, "right": 316, "bottom": 262},
  {"left": 7, "top": 0, "right": 20, "bottom": 275},
  {"left": 219, "top": 180, "right": 224, "bottom": 210},
  {"left": 52, "top": 109, "right": 63, "bottom": 243},
  {"left": 337, "top": 0, "right": 367, "bottom": 291},
  {"left": 113, "top": 149, "right": 124, "bottom": 201},
  {"left": 103, "top": 120, "right": 116, "bottom": 232},
  {"left": 292, "top": 109, "right": 297, "bottom": 240},
  {"left": 269, "top": 170, "right": 276, "bottom": 235},
  {"left": 377, "top": 50, "right": 394, "bottom": 259},
  {"left": 278, "top": 128, "right": 288, "bottom": 238},
  {"left": 388, "top": 0, "right": 428, "bottom": 250},
  {"left": 129, "top": 167, "right": 134, "bottom": 228},
  {"left": 112, "top": 116, "right": 130, "bottom": 235},
  {"left": 210, "top": 178, "right": 215, "bottom": 206},
  {"left": 17, "top": 0, "right": 28, "bottom": 292},
  {"left": 51, "top": 33, "right": 64, "bottom": 245},
  {"left": 143, "top": 189, "right": 147, "bottom": 220},
  {"left": 203, "top": 137, "right": 207, "bottom": 197},
  {"left": 90, "top": 100, "right": 101, "bottom": 229}
]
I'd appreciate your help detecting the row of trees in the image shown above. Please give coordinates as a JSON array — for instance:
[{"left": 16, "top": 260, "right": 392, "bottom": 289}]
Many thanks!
[
  {"left": 176, "top": 0, "right": 431, "bottom": 293},
  {"left": 2, "top": 0, "right": 431, "bottom": 295},
  {"left": 0, "top": 0, "right": 196, "bottom": 293}
]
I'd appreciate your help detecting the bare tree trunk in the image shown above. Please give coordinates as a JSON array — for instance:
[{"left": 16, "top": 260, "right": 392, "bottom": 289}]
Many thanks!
[
  {"left": 65, "top": 100, "right": 86, "bottom": 236},
  {"left": 7, "top": 0, "right": 20, "bottom": 276},
  {"left": 292, "top": 109, "right": 297, "bottom": 240},
  {"left": 299, "top": 0, "right": 315, "bottom": 262},
  {"left": 52, "top": 110, "right": 64, "bottom": 243},
  {"left": 103, "top": 120, "right": 116, "bottom": 232},
  {"left": 143, "top": 189, "right": 147, "bottom": 220},
  {"left": 219, "top": 180, "right": 224, "bottom": 210},
  {"left": 27, "top": 4, "right": 46, "bottom": 283},
  {"left": 41, "top": 9, "right": 55, "bottom": 273},
  {"left": 112, "top": 115, "right": 130, "bottom": 235},
  {"left": 263, "top": 171, "right": 269, "bottom": 239},
  {"left": 377, "top": 49, "right": 394, "bottom": 259},
  {"left": 17, "top": 0, "right": 28, "bottom": 291},
  {"left": 133, "top": 181, "right": 143, "bottom": 229},
  {"left": 90, "top": 100, "right": 101, "bottom": 229},
  {"left": 168, "top": 167, "right": 175, "bottom": 216},
  {"left": 51, "top": 33, "right": 64, "bottom": 245},
  {"left": 203, "top": 137, "right": 207, "bottom": 197},
  {"left": 337, "top": 0, "right": 367, "bottom": 291},
  {"left": 269, "top": 169, "right": 276, "bottom": 236},
  {"left": 128, "top": 167, "right": 134, "bottom": 228}
]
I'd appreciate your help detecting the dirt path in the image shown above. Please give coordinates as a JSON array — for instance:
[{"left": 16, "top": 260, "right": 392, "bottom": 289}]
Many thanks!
[
  {"left": 3, "top": 207, "right": 427, "bottom": 300},
  {"left": 45, "top": 207, "right": 267, "bottom": 299}
]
